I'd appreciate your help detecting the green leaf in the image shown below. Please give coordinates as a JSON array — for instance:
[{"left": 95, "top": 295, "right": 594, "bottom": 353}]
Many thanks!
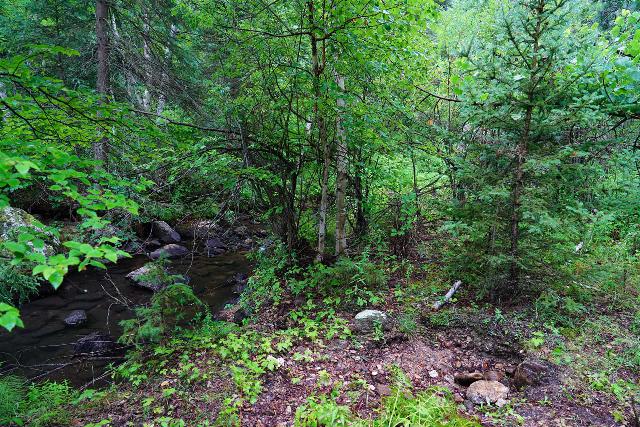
[{"left": 0, "top": 303, "right": 24, "bottom": 331}]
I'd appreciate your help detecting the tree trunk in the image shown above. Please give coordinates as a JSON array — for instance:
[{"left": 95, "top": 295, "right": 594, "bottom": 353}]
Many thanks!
[
  {"left": 142, "top": 8, "right": 152, "bottom": 112},
  {"left": 508, "top": 0, "right": 543, "bottom": 290},
  {"left": 94, "top": 0, "right": 109, "bottom": 163},
  {"left": 334, "top": 71, "right": 347, "bottom": 256},
  {"left": 308, "top": 0, "right": 330, "bottom": 261},
  {"left": 354, "top": 156, "right": 367, "bottom": 236}
]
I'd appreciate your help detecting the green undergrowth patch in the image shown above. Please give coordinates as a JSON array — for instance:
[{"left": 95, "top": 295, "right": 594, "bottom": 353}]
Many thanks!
[
  {"left": 551, "top": 313, "right": 640, "bottom": 405},
  {"left": 295, "top": 368, "right": 479, "bottom": 427},
  {"left": 241, "top": 243, "right": 390, "bottom": 314},
  {"left": 112, "top": 305, "right": 353, "bottom": 426},
  {"left": 0, "top": 376, "right": 79, "bottom": 426}
]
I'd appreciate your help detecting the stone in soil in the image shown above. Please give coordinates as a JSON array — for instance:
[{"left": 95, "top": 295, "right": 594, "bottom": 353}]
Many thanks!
[
  {"left": 354, "top": 309, "right": 389, "bottom": 333},
  {"left": 73, "top": 332, "right": 116, "bottom": 355},
  {"left": 63, "top": 309, "right": 87, "bottom": 326},
  {"left": 513, "top": 357, "right": 556, "bottom": 388},
  {"left": 152, "top": 220, "right": 181, "bottom": 243},
  {"left": 150, "top": 244, "right": 189, "bottom": 259},
  {"left": 466, "top": 380, "right": 509, "bottom": 405}
]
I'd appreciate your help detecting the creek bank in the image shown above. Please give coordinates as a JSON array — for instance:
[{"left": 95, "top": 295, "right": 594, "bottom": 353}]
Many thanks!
[{"left": 0, "top": 247, "right": 252, "bottom": 386}]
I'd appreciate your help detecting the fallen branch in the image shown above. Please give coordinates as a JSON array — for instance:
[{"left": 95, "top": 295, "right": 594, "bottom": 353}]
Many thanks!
[{"left": 433, "top": 280, "right": 462, "bottom": 310}]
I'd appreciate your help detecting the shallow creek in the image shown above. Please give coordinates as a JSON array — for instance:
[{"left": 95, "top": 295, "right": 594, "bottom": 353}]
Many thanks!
[{"left": 0, "top": 250, "right": 250, "bottom": 386}]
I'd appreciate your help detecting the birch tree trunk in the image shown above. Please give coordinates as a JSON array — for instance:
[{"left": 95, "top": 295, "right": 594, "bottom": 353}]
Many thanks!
[
  {"left": 142, "top": 9, "right": 152, "bottom": 112},
  {"left": 308, "top": 0, "right": 330, "bottom": 261},
  {"left": 334, "top": 71, "right": 347, "bottom": 256},
  {"left": 94, "top": 0, "right": 109, "bottom": 163}
]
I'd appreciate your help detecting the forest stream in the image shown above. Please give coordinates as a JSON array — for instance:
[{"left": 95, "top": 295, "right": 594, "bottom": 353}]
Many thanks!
[{"left": 0, "top": 249, "right": 250, "bottom": 387}]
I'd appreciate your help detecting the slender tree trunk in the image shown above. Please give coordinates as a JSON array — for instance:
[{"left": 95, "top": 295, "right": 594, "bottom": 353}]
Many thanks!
[
  {"left": 354, "top": 152, "right": 367, "bottom": 236},
  {"left": 308, "top": 0, "right": 331, "bottom": 261},
  {"left": 142, "top": 9, "right": 152, "bottom": 112},
  {"left": 94, "top": 0, "right": 109, "bottom": 163},
  {"left": 411, "top": 148, "right": 421, "bottom": 218},
  {"left": 508, "top": 0, "right": 543, "bottom": 290},
  {"left": 334, "top": 71, "right": 347, "bottom": 256},
  {"left": 156, "top": 24, "right": 177, "bottom": 118}
]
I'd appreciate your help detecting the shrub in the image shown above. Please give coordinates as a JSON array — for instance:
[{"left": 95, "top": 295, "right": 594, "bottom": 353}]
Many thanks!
[
  {"left": 120, "top": 283, "right": 207, "bottom": 345},
  {"left": 0, "top": 376, "right": 25, "bottom": 425},
  {"left": 0, "top": 262, "right": 40, "bottom": 305},
  {"left": 0, "top": 376, "right": 75, "bottom": 427}
]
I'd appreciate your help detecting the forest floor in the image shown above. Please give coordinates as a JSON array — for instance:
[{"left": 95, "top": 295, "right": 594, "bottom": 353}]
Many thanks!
[
  {"left": 71, "top": 292, "right": 639, "bottom": 426},
  {"left": 67, "top": 224, "right": 640, "bottom": 426}
]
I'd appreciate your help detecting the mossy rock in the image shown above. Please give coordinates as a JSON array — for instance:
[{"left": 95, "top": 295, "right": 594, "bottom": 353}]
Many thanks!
[{"left": 0, "top": 206, "right": 59, "bottom": 257}]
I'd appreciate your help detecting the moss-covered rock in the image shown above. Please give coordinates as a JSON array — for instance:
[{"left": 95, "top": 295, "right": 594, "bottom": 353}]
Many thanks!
[{"left": 0, "top": 206, "right": 59, "bottom": 257}]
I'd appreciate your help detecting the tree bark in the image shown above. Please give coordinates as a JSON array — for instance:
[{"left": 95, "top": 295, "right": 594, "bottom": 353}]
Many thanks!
[
  {"left": 94, "top": 0, "right": 110, "bottom": 163},
  {"left": 309, "top": 0, "right": 330, "bottom": 261},
  {"left": 334, "top": 71, "right": 347, "bottom": 256}
]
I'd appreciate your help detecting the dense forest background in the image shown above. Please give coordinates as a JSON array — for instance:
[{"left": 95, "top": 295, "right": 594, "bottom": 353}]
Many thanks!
[{"left": 1, "top": 0, "right": 640, "bottom": 425}]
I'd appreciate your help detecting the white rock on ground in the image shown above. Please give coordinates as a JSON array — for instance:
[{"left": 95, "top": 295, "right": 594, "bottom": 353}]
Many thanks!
[
  {"left": 354, "top": 309, "right": 388, "bottom": 333},
  {"left": 466, "top": 380, "right": 509, "bottom": 405}
]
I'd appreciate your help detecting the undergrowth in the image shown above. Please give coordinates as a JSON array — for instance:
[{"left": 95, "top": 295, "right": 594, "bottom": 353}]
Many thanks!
[
  {"left": 295, "top": 369, "right": 479, "bottom": 427},
  {"left": 0, "top": 376, "right": 76, "bottom": 426}
]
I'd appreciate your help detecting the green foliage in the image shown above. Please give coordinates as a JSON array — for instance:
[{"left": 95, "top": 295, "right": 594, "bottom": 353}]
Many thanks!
[
  {"left": 0, "top": 376, "right": 75, "bottom": 427},
  {"left": 0, "top": 376, "right": 24, "bottom": 425},
  {"left": 295, "top": 384, "right": 479, "bottom": 427},
  {"left": 120, "top": 283, "right": 207, "bottom": 345},
  {"left": 240, "top": 241, "right": 292, "bottom": 312},
  {"left": 0, "top": 263, "right": 40, "bottom": 305}
]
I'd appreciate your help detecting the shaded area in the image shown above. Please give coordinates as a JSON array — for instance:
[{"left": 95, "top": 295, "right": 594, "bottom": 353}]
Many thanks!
[{"left": 0, "top": 251, "right": 249, "bottom": 386}]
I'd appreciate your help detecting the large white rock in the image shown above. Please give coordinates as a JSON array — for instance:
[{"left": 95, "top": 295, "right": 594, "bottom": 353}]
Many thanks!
[
  {"left": 466, "top": 380, "right": 509, "bottom": 405},
  {"left": 354, "top": 309, "right": 388, "bottom": 333},
  {"left": 126, "top": 264, "right": 166, "bottom": 292}
]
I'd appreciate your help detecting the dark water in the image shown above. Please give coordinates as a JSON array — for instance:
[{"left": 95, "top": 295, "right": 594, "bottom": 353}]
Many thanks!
[{"left": 0, "top": 251, "right": 249, "bottom": 387}]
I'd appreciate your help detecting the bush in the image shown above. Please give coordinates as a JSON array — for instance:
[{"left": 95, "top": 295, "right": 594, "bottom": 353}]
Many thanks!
[
  {"left": 0, "top": 376, "right": 75, "bottom": 427},
  {"left": 120, "top": 283, "right": 207, "bottom": 345},
  {"left": 240, "top": 241, "right": 293, "bottom": 312},
  {"left": 294, "top": 252, "right": 388, "bottom": 308},
  {"left": 0, "top": 263, "right": 40, "bottom": 305}
]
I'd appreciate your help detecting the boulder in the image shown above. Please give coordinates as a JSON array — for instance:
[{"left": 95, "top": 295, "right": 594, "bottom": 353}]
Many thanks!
[
  {"left": 234, "top": 225, "right": 248, "bottom": 237},
  {"left": 513, "top": 358, "right": 555, "bottom": 388},
  {"left": 0, "top": 206, "right": 58, "bottom": 255},
  {"left": 126, "top": 264, "right": 166, "bottom": 292},
  {"left": 205, "top": 237, "right": 227, "bottom": 256},
  {"left": 150, "top": 244, "right": 189, "bottom": 259},
  {"left": 466, "top": 380, "right": 509, "bottom": 405},
  {"left": 354, "top": 309, "right": 389, "bottom": 333},
  {"left": 63, "top": 310, "right": 87, "bottom": 326},
  {"left": 190, "top": 220, "right": 221, "bottom": 239},
  {"left": 152, "top": 221, "right": 181, "bottom": 244},
  {"left": 144, "top": 238, "right": 162, "bottom": 249},
  {"left": 73, "top": 332, "right": 116, "bottom": 355}
]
